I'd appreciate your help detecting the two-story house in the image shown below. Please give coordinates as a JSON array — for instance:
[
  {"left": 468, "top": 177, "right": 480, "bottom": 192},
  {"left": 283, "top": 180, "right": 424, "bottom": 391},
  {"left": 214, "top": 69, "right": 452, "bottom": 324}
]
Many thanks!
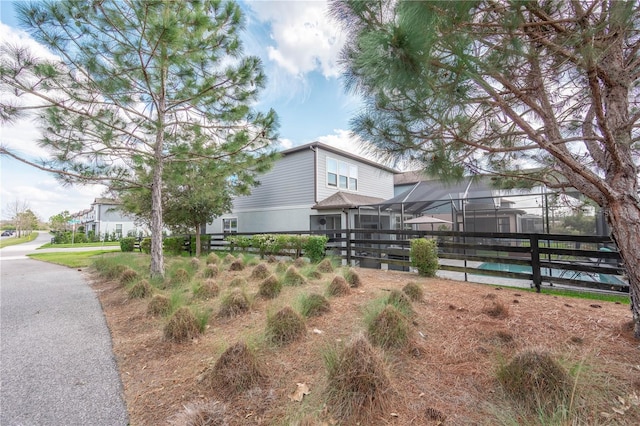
[
  {"left": 205, "top": 142, "right": 397, "bottom": 234},
  {"left": 78, "top": 198, "right": 143, "bottom": 239}
]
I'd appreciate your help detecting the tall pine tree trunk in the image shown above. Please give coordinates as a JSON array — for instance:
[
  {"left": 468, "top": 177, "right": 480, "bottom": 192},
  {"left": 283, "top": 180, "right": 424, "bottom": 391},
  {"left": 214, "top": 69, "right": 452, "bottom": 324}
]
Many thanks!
[
  {"left": 607, "top": 195, "right": 640, "bottom": 338},
  {"left": 195, "top": 222, "right": 202, "bottom": 258}
]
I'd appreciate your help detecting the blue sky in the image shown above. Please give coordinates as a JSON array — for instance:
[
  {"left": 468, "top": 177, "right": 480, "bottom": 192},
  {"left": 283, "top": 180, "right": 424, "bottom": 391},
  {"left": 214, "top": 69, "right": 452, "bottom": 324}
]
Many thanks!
[{"left": 0, "top": 0, "right": 369, "bottom": 221}]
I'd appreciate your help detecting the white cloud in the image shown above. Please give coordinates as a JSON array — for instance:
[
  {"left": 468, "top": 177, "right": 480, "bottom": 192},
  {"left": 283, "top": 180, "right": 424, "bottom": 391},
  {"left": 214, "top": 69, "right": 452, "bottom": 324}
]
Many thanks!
[{"left": 248, "top": 1, "right": 345, "bottom": 78}]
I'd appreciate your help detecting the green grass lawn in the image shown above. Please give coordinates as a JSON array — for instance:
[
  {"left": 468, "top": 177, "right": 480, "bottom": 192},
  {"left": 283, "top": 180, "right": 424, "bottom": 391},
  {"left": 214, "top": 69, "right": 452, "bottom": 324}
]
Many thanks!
[
  {"left": 27, "top": 250, "right": 120, "bottom": 268},
  {"left": 0, "top": 232, "right": 38, "bottom": 249},
  {"left": 38, "top": 241, "right": 121, "bottom": 249}
]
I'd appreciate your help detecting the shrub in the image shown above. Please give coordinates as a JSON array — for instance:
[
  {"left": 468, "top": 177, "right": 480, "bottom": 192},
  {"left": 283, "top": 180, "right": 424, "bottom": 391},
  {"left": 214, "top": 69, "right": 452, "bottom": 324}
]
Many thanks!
[
  {"left": 229, "top": 277, "right": 247, "bottom": 287},
  {"left": 327, "top": 275, "right": 350, "bottom": 297},
  {"left": 229, "top": 259, "right": 244, "bottom": 271},
  {"left": 171, "top": 268, "right": 190, "bottom": 285},
  {"left": 386, "top": 289, "right": 414, "bottom": 317},
  {"left": 250, "top": 263, "right": 270, "bottom": 280},
  {"left": 298, "top": 293, "right": 330, "bottom": 318},
  {"left": 147, "top": 294, "right": 171, "bottom": 316},
  {"left": 163, "top": 307, "right": 201, "bottom": 342},
  {"left": 120, "top": 237, "right": 136, "bottom": 252},
  {"left": 258, "top": 275, "right": 282, "bottom": 299},
  {"left": 193, "top": 279, "right": 219, "bottom": 299},
  {"left": 497, "top": 350, "right": 571, "bottom": 416},
  {"left": 265, "top": 306, "right": 306, "bottom": 346},
  {"left": 367, "top": 305, "right": 410, "bottom": 349},
  {"left": 140, "top": 237, "right": 151, "bottom": 254},
  {"left": 120, "top": 267, "right": 139, "bottom": 286},
  {"left": 164, "top": 237, "right": 185, "bottom": 256},
  {"left": 201, "top": 342, "right": 266, "bottom": 398},
  {"left": 343, "top": 268, "right": 362, "bottom": 288},
  {"left": 283, "top": 265, "right": 306, "bottom": 286},
  {"left": 402, "top": 282, "right": 424, "bottom": 302},
  {"left": 206, "top": 252, "right": 220, "bottom": 265},
  {"left": 128, "top": 279, "right": 152, "bottom": 299},
  {"left": 202, "top": 264, "right": 219, "bottom": 279},
  {"left": 410, "top": 238, "right": 438, "bottom": 277},
  {"left": 317, "top": 258, "right": 334, "bottom": 273},
  {"left": 303, "top": 235, "right": 328, "bottom": 262},
  {"left": 218, "top": 289, "right": 251, "bottom": 317},
  {"left": 323, "top": 334, "right": 391, "bottom": 421}
]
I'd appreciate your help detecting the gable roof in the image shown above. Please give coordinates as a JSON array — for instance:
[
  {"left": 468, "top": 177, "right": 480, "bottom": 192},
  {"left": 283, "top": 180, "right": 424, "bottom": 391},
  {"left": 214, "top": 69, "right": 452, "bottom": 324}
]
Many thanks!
[
  {"left": 312, "top": 191, "right": 386, "bottom": 210},
  {"left": 281, "top": 142, "right": 398, "bottom": 174}
]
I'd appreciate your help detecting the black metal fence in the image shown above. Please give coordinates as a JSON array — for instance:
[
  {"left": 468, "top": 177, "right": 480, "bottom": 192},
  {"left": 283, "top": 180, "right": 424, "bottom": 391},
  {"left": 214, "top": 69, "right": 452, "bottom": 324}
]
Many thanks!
[{"left": 196, "top": 229, "right": 628, "bottom": 293}]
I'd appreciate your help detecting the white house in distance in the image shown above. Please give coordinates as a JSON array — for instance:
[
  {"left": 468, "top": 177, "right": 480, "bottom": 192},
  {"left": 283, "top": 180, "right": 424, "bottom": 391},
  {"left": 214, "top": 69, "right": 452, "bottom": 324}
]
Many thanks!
[
  {"left": 206, "top": 142, "right": 397, "bottom": 234},
  {"left": 73, "top": 198, "right": 143, "bottom": 239}
]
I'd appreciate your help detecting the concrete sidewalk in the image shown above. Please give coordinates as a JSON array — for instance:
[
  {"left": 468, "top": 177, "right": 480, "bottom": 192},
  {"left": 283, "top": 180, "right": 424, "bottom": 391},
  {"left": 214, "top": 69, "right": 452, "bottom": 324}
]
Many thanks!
[{"left": 1, "top": 235, "right": 128, "bottom": 425}]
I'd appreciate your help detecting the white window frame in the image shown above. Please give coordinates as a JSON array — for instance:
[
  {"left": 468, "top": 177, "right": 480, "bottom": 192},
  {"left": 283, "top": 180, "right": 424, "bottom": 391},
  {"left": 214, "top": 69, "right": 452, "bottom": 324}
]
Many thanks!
[
  {"left": 327, "top": 157, "right": 358, "bottom": 191},
  {"left": 222, "top": 218, "right": 238, "bottom": 233}
]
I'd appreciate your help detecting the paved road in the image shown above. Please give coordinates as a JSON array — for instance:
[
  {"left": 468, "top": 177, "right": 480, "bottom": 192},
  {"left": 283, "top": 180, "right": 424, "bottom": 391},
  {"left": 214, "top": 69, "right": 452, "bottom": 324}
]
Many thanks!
[{"left": 0, "top": 233, "right": 128, "bottom": 425}]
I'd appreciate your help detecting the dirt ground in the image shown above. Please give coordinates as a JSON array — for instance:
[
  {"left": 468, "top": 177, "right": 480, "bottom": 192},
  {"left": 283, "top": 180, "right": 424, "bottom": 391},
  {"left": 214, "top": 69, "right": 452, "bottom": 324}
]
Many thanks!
[{"left": 91, "top": 261, "right": 640, "bottom": 425}]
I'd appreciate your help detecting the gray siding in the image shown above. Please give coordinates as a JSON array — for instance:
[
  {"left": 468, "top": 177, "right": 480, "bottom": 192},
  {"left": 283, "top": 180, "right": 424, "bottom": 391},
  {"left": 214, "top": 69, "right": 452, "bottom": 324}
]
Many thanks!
[
  {"left": 208, "top": 207, "right": 316, "bottom": 233},
  {"left": 232, "top": 149, "right": 315, "bottom": 210},
  {"left": 317, "top": 148, "right": 395, "bottom": 201}
]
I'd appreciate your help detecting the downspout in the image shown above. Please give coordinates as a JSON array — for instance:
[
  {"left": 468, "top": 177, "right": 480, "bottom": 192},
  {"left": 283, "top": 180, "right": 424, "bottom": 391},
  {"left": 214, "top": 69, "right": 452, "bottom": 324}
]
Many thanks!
[{"left": 310, "top": 144, "right": 318, "bottom": 204}]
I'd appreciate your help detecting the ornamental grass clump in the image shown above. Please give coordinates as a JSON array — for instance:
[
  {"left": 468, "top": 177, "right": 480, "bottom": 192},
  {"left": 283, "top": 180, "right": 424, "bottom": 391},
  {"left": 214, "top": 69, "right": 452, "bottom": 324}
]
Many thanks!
[
  {"left": 218, "top": 288, "right": 251, "bottom": 318},
  {"left": 201, "top": 341, "right": 266, "bottom": 398},
  {"left": 265, "top": 306, "right": 306, "bottom": 346},
  {"left": 344, "top": 267, "right": 362, "bottom": 288},
  {"left": 298, "top": 293, "right": 330, "bottom": 318},
  {"left": 402, "top": 281, "right": 424, "bottom": 302},
  {"left": 323, "top": 334, "right": 392, "bottom": 422},
  {"left": 283, "top": 265, "right": 306, "bottom": 286},
  {"left": 223, "top": 254, "right": 236, "bottom": 264},
  {"left": 229, "top": 277, "right": 248, "bottom": 287},
  {"left": 250, "top": 263, "right": 270, "bottom": 280},
  {"left": 206, "top": 253, "right": 220, "bottom": 265},
  {"left": 119, "top": 267, "right": 139, "bottom": 286},
  {"left": 317, "top": 258, "right": 334, "bottom": 273},
  {"left": 366, "top": 304, "right": 410, "bottom": 349},
  {"left": 229, "top": 259, "right": 244, "bottom": 271},
  {"left": 258, "top": 275, "right": 281, "bottom": 299},
  {"left": 202, "top": 264, "right": 219, "bottom": 279},
  {"left": 189, "top": 257, "right": 201, "bottom": 270},
  {"left": 386, "top": 289, "right": 414, "bottom": 317},
  {"left": 147, "top": 294, "right": 171, "bottom": 316},
  {"left": 497, "top": 350, "right": 572, "bottom": 416},
  {"left": 193, "top": 279, "right": 220, "bottom": 300},
  {"left": 327, "top": 275, "right": 350, "bottom": 297},
  {"left": 163, "top": 306, "right": 201, "bottom": 343},
  {"left": 128, "top": 279, "right": 152, "bottom": 299},
  {"left": 169, "top": 400, "right": 229, "bottom": 426},
  {"left": 171, "top": 268, "right": 190, "bottom": 285},
  {"left": 293, "top": 257, "right": 307, "bottom": 268},
  {"left": 483, "top": 300, "right": 510, "bottom": 319}
]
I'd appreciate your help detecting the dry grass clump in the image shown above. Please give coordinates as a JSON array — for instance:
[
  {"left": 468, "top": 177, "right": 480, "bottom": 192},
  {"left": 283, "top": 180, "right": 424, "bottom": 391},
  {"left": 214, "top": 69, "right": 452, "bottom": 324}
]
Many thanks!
[
  {"left": 202, "top": 264, "right": 219, "bottom": 279},
  {"left": 229, "top": 277, "right": 247, "bottom": 287},
  {"left": 386, "top": 289, "right": 414, "bottom": 316},
  {"left": 323, "top": 334, "right": 392, "bottom": 422},
  {"left": 201, "top": 341, "right": 266, "bottom": 398},
  {"left": 266, "top": 255, "right": 278, "bottom": 263},
  {"left": 327, "top": 275, "right": 351, "bottom": 296},
  {"left": 128, "top": 279, "right": 153, "bottom": 299},
  {"left": 497, "top": 350, "right": 571, "bottom": 416},
  {"left": 305, "top": 269, "right": 323, "bottom": 280},
  {"left": 147, "top": 294, "right": 171, "bottom": 316},
  {"left": 223, "top": 254, "right": 236, "bottom": 264},
  {"left": 250, "top": 263, "right": 270, "bottom": 280},
  {"left": 366, "top": 305, "right": 410, "bottom": 349},
  {"left": 402, "top": 281, "right": 424, "bottom": 302},
  {"left": 293, "top": 257, "right": 307, "bottom": 268},
  {"left": 483, "top": 300, "right": 510, "bottom": 319},
  {"left": 344, "top": 267, "right": 362, "bottom": 288},
  {"left": 168, "top": 400, "right": 228, "bottom": 426},
  {"left": 317, "top": 258, "right": 334, "bottom": 273},
  {"left": 265, "top": 306, "right": 306, "bottom": 346},
  {"left": 229, "top": 259, "right": 244, "bottom": 271},
  {"left": 275, "top": 261, "right": 288, "bottom": 274},
  {"left": 283, "top": 265, "right": 307, "bottom": 286},
  {"left": 298, "top": 293, "right": 330, "bottom": 318},
  {"left": 218, "top": 289, "right": 251, "bottom": 318},
  {"left": 189, "top": 257, "right": 201, "bottom": 270},
  {"left": 206, "top": 253, "right": 220, "bottom": 265},
  {"left": 194, "top": 279, "right": 220, "bottom": 300},
  {"left": 171, "top": 268, "right": 190, "bottom": 285},
  {"left": 163, "top": 307, "right": 201, "bottom": 343},
  {"left": 120, "top": 267, "right": 139, "bottom": 286},
  {"left": 258, "top": 275, "right": 282, "bottom": 299}
]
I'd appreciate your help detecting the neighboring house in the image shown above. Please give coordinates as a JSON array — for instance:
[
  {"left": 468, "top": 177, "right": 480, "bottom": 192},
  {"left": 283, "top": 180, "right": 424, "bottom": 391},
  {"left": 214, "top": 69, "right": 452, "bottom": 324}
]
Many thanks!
[
  {"left": 73, "top": 198, "right": 143, "bottom": 239},
  {"left": 206, "top": 142, "right": 397, "bottom": 234}
]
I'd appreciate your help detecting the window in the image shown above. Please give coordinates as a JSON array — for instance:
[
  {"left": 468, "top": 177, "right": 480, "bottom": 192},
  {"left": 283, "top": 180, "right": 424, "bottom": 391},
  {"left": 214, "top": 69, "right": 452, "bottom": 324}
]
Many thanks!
[
  {"left": 223, "top": 218, "right": 237, "bottom": 233},
  {"left": 115, "top": 224, "right": 123, "bottom": 237},
  {"left": 327, "top": 158, "right": 358, "bottom": 191}
]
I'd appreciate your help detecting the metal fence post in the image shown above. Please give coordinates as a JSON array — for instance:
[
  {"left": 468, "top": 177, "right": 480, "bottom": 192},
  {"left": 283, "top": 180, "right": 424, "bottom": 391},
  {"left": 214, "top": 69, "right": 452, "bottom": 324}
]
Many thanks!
[{"left": 531, "top": 234, "right": 541, "bottom": 292}]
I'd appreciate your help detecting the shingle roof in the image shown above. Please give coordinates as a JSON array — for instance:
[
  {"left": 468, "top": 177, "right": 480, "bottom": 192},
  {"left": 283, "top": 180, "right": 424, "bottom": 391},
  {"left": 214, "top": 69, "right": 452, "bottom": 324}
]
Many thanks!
[{"left": 312, "top": 191, "right": 386, "bottom": 210}]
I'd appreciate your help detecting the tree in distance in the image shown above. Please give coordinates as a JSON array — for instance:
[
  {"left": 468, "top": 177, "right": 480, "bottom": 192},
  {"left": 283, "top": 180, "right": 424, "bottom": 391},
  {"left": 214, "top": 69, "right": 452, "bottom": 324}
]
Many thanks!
[
  {"left": 0, "top": 0, "right": 279, "bottom": 278},
  {"left": 331, "top": 0, "right": 640, "bottom": 337}
]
